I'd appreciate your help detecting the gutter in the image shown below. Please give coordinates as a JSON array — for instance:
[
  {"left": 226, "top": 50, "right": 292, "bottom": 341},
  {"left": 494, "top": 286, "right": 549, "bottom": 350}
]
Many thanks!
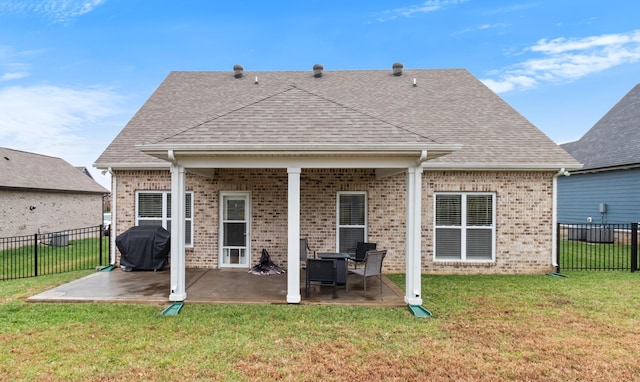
[
  {"left": 422, "top": 162, "right": 582, "bottom": 171},
  {"left": 93, "top": 162, "right": 170, "bottom": 170},
  {"left": 136, "top": 142, "right": 462, "bottom": 152},
  {"left": 135, "top": 142, "right": 462, "bottom": 161}
]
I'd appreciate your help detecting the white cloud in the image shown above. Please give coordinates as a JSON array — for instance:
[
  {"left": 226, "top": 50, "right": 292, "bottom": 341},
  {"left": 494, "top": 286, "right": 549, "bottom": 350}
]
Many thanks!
[
  {"left": 376, "top": 0, "right": 467, "bottom": 22},
  {"left": 455, "top": 22, "right": 509, "bottom": 35},
  {"left": 0, "top": 46, "right": 44, "bottom": 81},
  {"left": 0, "top": 84, "right": 125, "bottom": 188},
  {"left": 0, "top": 0, "right": 105, "bottom": 23},
  {"left": 482, "top": 30, "right": 640, "bottom": 93},
  {"left": 1, "top": 71, "right": 29, "bottom": 81}
]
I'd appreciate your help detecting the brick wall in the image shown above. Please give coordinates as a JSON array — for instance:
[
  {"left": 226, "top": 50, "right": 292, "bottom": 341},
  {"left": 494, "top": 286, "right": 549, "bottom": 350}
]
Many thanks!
[
  {"left": 0, "top": 189, "right": 103, "bottom": 237},
  {"left": 423, "top": 171, "right": 555, "bottom": 274},
  {"left": 113, "top": 169, "right": 555, "bottom": 274}
]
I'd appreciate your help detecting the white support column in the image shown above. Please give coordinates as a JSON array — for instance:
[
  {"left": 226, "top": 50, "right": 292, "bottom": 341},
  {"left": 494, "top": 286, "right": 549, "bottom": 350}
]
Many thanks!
[
  {"left": 286, "top": 167, "right": 301, "bottom": 303},
  {"left": 169, "top": 164, "right": 187, "bottom": 301},
  {"left": 109, "top": 168, "right": 117, "bottom": 265},
  {"left": 405, "top": 166, "right": 424, "bottom": 306},
  {"left": 405, "top": 167, "right": 415, "bottom": 304}
]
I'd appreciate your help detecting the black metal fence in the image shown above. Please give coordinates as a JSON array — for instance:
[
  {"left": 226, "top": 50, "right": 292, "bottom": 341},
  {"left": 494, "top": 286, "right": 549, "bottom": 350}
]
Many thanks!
[
  {"left": 0, "top": 225, "right": 110, "bottom": 281},
  {"left": 557, "top": 223, "right": 639, "bottom": 272}
]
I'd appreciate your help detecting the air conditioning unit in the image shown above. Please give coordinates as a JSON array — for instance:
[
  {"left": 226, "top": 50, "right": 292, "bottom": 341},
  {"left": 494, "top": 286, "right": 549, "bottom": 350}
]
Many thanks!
[
  {"left": 586, "top": 226, "right": 614, "bottom": 243},
  {"left": 50, "top": 232, "right": 69, "bottom": 247}
]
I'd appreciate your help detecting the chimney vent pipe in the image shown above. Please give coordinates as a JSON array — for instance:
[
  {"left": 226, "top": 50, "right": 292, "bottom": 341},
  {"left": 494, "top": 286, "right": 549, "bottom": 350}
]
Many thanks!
[
  {"left": 313, "top": 64, "right": 324, "bottom": 77},
  {"left": 392, "top": 62, "right": 404, "bottom": 76},
  {"left": 233, "top": 64, "right": 244, "bottom": 78}
]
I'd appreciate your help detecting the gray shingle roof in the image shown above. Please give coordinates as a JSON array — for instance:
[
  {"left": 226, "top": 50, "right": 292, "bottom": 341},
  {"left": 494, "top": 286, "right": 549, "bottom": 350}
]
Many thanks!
[
  {"left": 561, "top": 84, "right": 640, "bottom": 171},
  {"left": 0, "top": 147, "right": 108, "bottom": 193},
  {"left": 96, "top": 68, "right": 578, "bottom": 169}
]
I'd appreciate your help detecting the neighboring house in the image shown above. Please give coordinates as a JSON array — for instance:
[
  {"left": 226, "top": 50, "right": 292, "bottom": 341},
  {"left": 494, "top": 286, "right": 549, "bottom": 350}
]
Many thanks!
[
  {"left": 559, "top": 84, "right": 640, "bottom": 224},
  {"left": 0, "top": 147, "right": 109, "bottom": 238},
  {"left": 95, "top": 64, "right": 579, "bottom": 304}
]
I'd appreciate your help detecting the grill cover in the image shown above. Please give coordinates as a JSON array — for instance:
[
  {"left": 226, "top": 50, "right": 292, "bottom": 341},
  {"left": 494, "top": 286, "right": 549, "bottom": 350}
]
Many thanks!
[{"left": 116, "top": 226, "right": 171, "bottom": 271}]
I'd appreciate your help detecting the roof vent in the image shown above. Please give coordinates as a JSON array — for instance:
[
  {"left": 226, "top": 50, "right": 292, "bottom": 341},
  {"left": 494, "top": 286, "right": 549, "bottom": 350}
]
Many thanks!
[
  {"left": 392, "top": 62, "right": 404, "bottom": 76},
  {"left": 313, "top": 64, "right": 324, "bottom": 78},
  {"left": 233, "top": 64, "right": 244, "bottom": 78}
]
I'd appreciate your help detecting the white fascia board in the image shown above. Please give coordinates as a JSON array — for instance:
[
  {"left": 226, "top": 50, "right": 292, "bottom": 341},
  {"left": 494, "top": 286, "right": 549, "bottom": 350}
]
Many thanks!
[
  {"left": 93, "top": 162, "right": 170, "bottom": 170},
  {"left": 568, "top": 163, "right": 639, "bottom": 175},
  {"left": 135, "top": 143, "right": 462, "bottom": 169},
  {"left": 422, "top": 162, "right": 583, "bottom": 171},
  {"left": 177, "top": 155, "right": 419, "bottom": 169},
  {"left": 136, "top": 142, "right": 462, "bottom": 154}
]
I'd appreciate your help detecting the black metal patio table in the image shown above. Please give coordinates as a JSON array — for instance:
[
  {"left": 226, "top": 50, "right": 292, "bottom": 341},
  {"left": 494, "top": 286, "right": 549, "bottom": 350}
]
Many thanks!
[{"left": 317, "top": 252, "right": 350, "bottom": 290}]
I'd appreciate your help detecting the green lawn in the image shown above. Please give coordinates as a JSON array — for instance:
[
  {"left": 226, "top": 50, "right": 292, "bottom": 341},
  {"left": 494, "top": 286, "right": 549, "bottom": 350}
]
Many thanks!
[
  {"left": 0, "top": 237, "right": 109, "bottom": 280},
  {"left": 1, "top": 271, "right": 639, "bottom": 381},
  {"left": 559, "top": 239, "right": 633, "bottom": 270}
]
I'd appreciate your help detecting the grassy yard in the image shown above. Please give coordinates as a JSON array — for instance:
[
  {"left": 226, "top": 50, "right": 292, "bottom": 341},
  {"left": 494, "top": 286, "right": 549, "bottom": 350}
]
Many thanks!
[
  {"left": 1, "top": 271, "right": 639, "bottom": 381},
  {"left": 559, "top": 239, "right": 633, "bottom": 271},
  {"left": 0, "top": 237, "right": 109, "bottom": 280}
]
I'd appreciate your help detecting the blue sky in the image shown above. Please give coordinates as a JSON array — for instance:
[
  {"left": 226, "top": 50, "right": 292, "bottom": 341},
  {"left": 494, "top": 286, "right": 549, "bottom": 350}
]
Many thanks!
[{"left": 1, "top": 0, "right": 639, "bottom": 188}]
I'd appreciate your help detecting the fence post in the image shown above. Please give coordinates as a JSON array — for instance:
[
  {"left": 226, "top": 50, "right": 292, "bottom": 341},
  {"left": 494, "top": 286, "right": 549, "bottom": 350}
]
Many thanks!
[
  {"left": 99, "top": 224, "right": 104, "bottom": 266},
  {"left": 631, "top": 223, "right": 638, "bottom": 272},
  {"left": 34, "top": 233, "right": 38, "bottom": 277}
]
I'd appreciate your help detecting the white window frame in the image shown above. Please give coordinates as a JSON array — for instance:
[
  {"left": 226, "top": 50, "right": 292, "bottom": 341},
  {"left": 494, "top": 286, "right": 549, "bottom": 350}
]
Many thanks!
[
  {"left": 433, "top": 192, "right": 496, "bottom": 262},
  {"left": 336, "top": 191, "right": 368, "bottom": 253},
  {"left": 135, "top": 190, "right": 194, "bottom": 247}
]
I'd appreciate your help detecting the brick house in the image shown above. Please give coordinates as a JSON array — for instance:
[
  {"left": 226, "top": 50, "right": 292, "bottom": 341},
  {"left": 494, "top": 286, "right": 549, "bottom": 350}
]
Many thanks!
[
  {"left": 0, "top": 147, "right": 108, "bottom": 238},
  {"left": 95, "top": 64, "right": 579, "bottom": 304}
]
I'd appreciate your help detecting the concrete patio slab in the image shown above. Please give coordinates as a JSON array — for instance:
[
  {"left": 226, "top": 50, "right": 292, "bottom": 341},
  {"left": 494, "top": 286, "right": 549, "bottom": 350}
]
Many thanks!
[{"left": 27, "top": 267, "right": 406, "bottom": 307}]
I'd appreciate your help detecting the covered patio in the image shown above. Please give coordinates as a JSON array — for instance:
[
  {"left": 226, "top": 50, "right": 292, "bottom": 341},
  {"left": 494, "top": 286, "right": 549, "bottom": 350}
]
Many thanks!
[{"left": 27, "top": 268, "right": 406, "bottom": 306}]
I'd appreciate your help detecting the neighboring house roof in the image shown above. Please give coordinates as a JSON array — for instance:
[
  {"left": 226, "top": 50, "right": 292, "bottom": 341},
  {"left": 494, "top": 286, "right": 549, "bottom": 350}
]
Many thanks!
[
  {"left": 95, "top": 66, "right": 578, "bottom": 170},
  {"left": 562, "top": 83, "right": 640, "bottom": 171},
  {"left": 76, "top": 166, "right": 95, "bottom": 180},
  {"left": 0, "top": 147, "right": 108, "bottom": 193}
]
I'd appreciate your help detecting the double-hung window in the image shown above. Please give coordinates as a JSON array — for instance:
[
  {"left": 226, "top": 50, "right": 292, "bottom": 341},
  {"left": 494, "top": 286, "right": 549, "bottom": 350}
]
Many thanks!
[
  {"left": 337, "top": 192, "right": 367, "bottom": 253},
  {"left": 434, "top": 193, "right": 495, "bottom": 261},
  {"left": 136, "top": 191, "right": 193, "bottom": 246}
]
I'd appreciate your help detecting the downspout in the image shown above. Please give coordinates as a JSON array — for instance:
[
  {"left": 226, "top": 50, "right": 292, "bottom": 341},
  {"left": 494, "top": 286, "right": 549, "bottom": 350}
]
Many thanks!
[
  {"left": 416, "top": 149, "right": 427, "bottom": 165},
  {"left": 406, "top": 150, "right": 427, "bottom": 307},
  {"left": 168, "top": 150, "right": 177, "bottom": 297},
  {"left": 552, "top": 168, "right": 570, "bottom": 267},
  {"left": 413, "top": 150, "right": 427, "bottom": 299},
  {"left": 168, "top": 149, "right": 187, "bottom": 301}
]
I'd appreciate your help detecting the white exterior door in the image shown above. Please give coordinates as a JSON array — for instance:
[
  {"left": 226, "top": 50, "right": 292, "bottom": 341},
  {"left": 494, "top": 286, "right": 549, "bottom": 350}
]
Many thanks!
[{"left": 220, "top": 192, "right": 251, "bottom": 268}]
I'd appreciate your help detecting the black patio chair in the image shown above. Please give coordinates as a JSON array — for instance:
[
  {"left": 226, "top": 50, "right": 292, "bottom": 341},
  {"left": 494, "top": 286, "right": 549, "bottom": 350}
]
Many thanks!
[
  {"left": 350, "top": 249, "right": 387, "bottom": 296},
  {"left": 300, "top": 237, "right": 315, "bottom": 268},
  {"left": 348, "top": 242, "right": 376, "bottom": 269},
  {"left": 305, "top": 258, "right": 338, "bottom": 298}
]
